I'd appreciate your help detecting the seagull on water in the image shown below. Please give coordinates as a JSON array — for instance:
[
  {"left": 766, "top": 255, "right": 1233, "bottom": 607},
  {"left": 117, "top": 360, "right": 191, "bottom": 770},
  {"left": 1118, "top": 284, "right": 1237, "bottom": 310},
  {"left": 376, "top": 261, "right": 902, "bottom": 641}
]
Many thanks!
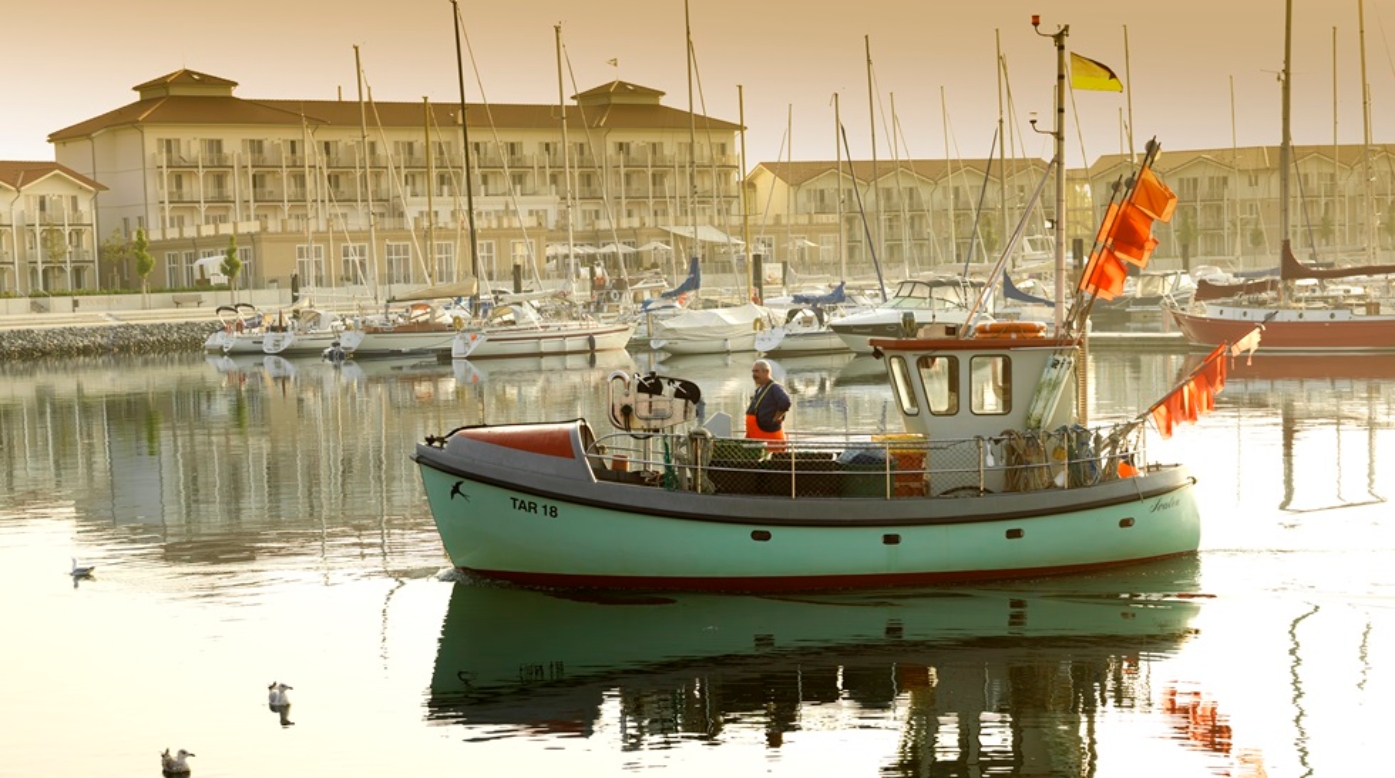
[
  {"left": 160, "top": 748, "right": 195, "bottom": 775},
  {"left": 268, "top": 681, "right": 292, "bottom": 707},
  {"left": 70, "top": 558, "right": 95, "bottom": 578}
]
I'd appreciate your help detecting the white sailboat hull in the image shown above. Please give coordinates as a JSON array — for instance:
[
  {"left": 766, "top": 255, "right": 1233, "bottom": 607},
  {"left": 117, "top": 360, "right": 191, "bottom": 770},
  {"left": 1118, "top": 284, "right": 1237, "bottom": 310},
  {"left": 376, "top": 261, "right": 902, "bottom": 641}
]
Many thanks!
[{"left": 452, "top": 322, "right": 636, "bottom": 360}]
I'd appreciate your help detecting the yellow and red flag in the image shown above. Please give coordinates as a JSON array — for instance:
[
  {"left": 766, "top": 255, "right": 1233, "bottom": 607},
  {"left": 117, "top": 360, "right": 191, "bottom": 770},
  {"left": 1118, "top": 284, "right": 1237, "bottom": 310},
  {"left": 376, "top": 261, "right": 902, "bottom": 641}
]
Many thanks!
[{"left": 1071, "top": 53, "right": 1124, "bottom": 92}]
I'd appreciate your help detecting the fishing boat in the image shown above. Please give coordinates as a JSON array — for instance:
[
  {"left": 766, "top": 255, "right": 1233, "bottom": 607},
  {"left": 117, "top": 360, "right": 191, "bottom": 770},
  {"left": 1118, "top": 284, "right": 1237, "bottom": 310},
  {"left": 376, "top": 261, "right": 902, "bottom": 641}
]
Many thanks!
[
  {"left": 411, "top": 25, "right": 1239, "bottom": 592},
  {"left": 1165, "top": 0, "right": 1395, "bottom": 352}
]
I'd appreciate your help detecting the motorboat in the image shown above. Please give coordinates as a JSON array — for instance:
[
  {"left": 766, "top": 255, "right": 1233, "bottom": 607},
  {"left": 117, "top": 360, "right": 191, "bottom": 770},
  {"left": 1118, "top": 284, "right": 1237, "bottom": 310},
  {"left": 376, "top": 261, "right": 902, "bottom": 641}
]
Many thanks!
[
  {"left": 828, "top": 277, "right": 988, "bottom": 353},
  {"left": 647, "top": 302, "right": 777, "bottom": 355}
]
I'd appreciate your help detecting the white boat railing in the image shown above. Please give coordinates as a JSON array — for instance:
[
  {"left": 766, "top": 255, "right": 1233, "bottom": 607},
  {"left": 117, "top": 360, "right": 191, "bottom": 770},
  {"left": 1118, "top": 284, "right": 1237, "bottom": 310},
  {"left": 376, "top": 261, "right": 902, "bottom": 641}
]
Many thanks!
[{"left": 587, "top": 421, "right": 1149, "bottom": 499}]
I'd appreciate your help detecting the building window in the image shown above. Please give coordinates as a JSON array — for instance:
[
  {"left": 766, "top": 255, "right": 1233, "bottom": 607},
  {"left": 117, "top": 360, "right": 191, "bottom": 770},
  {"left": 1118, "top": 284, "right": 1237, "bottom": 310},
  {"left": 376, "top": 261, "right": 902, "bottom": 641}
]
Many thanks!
[
  {"left": 164, "top": 251, "right": 181, "bottom": 288},
  {"left": 434, "top": 242, "right": 455, "bottom": 283},
  {"left": 478, "top": 240, "right": 496, "bottom": 278},
  {"left": 237, "top": 247, "right": 253, "bottom": 283},
  {"left": 341, "top": 243, "right": 368, "bottom": 284},
  {"left": 296, "top": 244, "right": 326, "bottom": 287},
  {"left": 511, "top": 239, "right": 533, "bottom": 271},
  {"left": 182, "top": 250, "right": 196, "bottom": 287},
  {"left": 385, "top": 242, "right": 412, "bottom": 284}
]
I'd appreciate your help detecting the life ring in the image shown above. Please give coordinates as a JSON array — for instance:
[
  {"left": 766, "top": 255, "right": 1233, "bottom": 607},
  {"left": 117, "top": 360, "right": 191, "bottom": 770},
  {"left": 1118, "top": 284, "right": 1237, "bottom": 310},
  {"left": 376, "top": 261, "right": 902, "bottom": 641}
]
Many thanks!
[
  {"left": 608, "top": 290, "right": 623, "bottom": 303},
  {"left": 677, "top": 292, "right": 690, "bottom": 306},
  {"left": 452, "top": 316, "right": 466, "bottom": 331},
  {"left": 750, "top": 289, "right": 762, "bottom": 305},
  {"left": 974, "top": 321, "right": 1048, "bottom": 338},
  {"left": 753, "top": 317, "right": 766, "bottom": 332},
  {"left": 408, "top": 303, "right": 432, "bottom": 322}
]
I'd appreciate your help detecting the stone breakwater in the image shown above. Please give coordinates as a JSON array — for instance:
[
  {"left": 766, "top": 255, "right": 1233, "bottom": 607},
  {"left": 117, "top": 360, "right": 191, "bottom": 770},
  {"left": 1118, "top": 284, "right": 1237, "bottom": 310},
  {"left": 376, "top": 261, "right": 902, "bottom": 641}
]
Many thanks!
[{"left": 0, "top": 321, "right": 218, "bottom": 361}]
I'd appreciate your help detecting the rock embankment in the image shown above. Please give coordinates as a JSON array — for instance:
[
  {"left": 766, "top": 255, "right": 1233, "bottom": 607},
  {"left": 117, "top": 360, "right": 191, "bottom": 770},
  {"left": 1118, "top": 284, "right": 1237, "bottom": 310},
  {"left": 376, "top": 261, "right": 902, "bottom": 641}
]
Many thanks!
[{"left": 0, "top": 322, "right": 218, "bottom": 361}]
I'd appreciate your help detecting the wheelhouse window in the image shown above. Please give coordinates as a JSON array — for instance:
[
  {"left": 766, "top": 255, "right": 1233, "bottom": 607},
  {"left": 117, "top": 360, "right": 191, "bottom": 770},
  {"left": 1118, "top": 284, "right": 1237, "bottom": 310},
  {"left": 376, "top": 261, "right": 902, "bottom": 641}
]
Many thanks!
[
  {"left": 916, "top": 355, "right": 959, "bottom": 415},
  {"left": 970, "top": 355, "right": 1011, "bottom": 415},
  {"left": 889, "top": 356, "right": 919, "bottom": 416}
]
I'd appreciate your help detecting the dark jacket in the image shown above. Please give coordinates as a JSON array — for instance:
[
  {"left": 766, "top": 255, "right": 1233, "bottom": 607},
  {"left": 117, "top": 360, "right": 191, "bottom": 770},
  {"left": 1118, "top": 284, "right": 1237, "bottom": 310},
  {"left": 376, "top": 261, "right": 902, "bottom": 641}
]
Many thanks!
[{"left": 746, "top": 381, "right": 792, "bottom": 433}]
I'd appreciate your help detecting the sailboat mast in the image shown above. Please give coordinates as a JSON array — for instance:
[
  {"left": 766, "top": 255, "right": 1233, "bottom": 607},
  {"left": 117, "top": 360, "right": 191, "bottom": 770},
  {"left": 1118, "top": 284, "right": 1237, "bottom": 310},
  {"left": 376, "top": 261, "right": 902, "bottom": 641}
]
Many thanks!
[
  {"left": 996, "top": 29, "right": 1008, "bottom": 262},
  {"left": 424, "top": 96, "right": 435, "bottom": 294},
  {"left": 835, "top": 92, "right": 846, "bottom": 281},
  {"left": 739, "top": 85, "right": 752, "bottom": 298},
  {"left": 1280, "top": 0, "right": 1293, "bottom": 247},
  {"left": 1124, "top": 25, "right": 1136, "bottom": 163},
  {"left": 866, "top": 35, "right": 881, "bottom": 268},
  {"left": 450, "top": 0, "right": 481, "bottom": 312},
  {"left": 1359, "top": 0, "right": 1375, "bottom": 262},
  {"left": 556, "top": 24, "right": 577, "bottom": 295},
  {"left": 685, "top": 0, "right": 698, "bottom": 265},
  {"left": 355, "top": 46, "right": 379, "bottom": 304}
]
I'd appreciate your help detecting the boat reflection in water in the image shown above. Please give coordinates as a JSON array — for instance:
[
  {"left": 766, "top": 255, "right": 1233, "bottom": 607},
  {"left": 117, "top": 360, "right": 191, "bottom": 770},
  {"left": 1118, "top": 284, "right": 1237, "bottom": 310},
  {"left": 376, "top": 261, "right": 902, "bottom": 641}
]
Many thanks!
[
  {"left": 451, "top": 349, "right": 636, "bottom": 386},
  {"left": 428, "top": 557, "right": 1205, "bottom": 772}
]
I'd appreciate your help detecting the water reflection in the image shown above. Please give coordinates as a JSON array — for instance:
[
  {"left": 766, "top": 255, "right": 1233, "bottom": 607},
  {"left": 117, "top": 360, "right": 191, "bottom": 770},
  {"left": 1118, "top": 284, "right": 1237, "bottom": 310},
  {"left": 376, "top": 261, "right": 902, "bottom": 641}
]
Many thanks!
[{"left": 429, "top": 558, "right": 1206, "bottom": 775}]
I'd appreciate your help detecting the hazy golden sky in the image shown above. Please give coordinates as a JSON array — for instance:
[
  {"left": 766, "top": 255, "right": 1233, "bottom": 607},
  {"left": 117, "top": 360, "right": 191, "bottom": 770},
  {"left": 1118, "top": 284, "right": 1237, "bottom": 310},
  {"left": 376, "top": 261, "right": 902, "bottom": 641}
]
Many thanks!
[{"left": 5, "top": 0, "right": 1394, "bottom": 168}]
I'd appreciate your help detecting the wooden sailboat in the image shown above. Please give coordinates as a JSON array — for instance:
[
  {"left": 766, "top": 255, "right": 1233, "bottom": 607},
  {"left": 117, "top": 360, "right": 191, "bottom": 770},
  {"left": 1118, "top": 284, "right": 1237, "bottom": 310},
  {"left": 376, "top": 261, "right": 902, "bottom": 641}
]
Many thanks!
[{"left": 1167, "top": 0, "right": 1395, "bottom": 352}]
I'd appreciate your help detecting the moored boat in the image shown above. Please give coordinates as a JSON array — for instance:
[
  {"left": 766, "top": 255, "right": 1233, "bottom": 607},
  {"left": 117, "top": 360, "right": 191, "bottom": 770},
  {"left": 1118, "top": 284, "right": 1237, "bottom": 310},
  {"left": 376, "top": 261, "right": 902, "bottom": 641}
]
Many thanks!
[{"left": 412, "top": 35, "right": 1238, "bottom": 594}]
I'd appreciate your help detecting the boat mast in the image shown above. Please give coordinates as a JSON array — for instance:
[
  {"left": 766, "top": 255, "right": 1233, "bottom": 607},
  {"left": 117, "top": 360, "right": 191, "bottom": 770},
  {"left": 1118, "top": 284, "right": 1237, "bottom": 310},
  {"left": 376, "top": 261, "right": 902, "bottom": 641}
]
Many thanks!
[
  {"left": 354, "top": 46, "right": 379, "bottom": 304},
  {"left": 450, "top": 0, "right": 481, "bottom": 313},
  {"left": 739, "top": 84, "right": 752, "bottom": 298},
  {"left": 424, "top": 96, "right": 435, "bottom": 294},
  {"left": 1032, "top": 15, "right": 1068, "bottom": 335},
  {"left": 1280, "top": 0, "right": 1293, "bottom": 255},
  {"left": 685, "top": 0, "right": 699, "bottom": 267},
  {"left": 1124, "top": 25, "right": 1136, "bottom": 164},
  {"left": 835, "top": 92, "right": 847, "bottom": 281},
  {"left": 1359, "top": 0, "right": 1375, "bottom": 262},
  {"left": 556, "top": 23, "right": 577, "bottom": 296},
  {"left": 866, "top": 35, "right": 882, "bottom": 269},
  {"left": 996, "top": 29, "right": 1008, "bottom": 266}
]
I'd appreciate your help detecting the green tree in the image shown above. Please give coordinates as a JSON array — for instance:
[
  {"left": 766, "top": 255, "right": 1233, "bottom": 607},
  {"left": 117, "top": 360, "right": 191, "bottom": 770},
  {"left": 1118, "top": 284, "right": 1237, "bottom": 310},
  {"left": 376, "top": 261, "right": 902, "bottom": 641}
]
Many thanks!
[
  {"left": 1174, "top": 209, "right": 1197, "bottom": 271},
  {"left": 99, "top": 228, "right": 131, "bottom": 290},
  {"left": 133, "top": 227, "right": 154, "bottom": 301},
  {"left": 220, "top": 235, "right": 242, "bottom": 293},
  {"left": 42, "top": 229, "right": 69, "bottom": 290}
]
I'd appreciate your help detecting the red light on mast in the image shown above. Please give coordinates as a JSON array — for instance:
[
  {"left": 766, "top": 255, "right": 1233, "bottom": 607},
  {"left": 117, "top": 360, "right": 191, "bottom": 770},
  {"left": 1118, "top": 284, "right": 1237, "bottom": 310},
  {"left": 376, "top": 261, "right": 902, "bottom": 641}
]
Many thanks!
[{"left": 1031, "top": 14, "right": 1041, "bottom": 25}]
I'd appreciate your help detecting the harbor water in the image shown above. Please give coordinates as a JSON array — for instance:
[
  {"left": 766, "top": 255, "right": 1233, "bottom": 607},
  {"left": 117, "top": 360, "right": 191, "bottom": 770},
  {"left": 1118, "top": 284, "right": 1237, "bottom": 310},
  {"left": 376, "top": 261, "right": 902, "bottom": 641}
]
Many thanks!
[{"left": 1, "top": 346, "right": 1393, "bottom": 777}]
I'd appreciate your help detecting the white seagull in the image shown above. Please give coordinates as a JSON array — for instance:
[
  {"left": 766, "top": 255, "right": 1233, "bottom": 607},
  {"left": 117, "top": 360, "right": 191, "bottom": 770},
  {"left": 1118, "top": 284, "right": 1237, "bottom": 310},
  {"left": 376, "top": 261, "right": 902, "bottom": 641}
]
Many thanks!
[
  {"left": 70, "top": 558, "right": 95, "bottom": 578},
  {"left": 267, "top": 681, "right": 292, "bottom": 707},
  {"left": 160, "top": 748, "right": 195, "bottom": 774}
]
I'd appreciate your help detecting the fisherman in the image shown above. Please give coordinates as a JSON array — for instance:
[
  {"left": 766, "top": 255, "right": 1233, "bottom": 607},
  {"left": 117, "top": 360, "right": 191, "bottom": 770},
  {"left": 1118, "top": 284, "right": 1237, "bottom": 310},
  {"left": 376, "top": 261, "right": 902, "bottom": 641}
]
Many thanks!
[{"left": 745, "top": 359, "right": 791, "bottom": 449}]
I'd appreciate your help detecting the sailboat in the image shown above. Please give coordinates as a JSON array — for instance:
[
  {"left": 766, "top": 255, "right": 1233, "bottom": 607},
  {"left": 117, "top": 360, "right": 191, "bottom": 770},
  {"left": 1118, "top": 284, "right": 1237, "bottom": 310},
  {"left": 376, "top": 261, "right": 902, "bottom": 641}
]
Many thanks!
[
  {"left": 407, "top": 19, "right": 1251, "bottom": 592},
  {"left": 1166, "top": 0, "right": 1395, "bottom": 352}
]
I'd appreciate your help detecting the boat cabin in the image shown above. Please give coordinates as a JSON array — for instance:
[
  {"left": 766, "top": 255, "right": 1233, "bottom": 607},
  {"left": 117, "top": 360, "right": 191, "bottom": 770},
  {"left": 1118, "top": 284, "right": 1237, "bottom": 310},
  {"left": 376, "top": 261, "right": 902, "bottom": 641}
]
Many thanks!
[{"left": 875, "top": 332, "right": 1078, "bottom": 440}]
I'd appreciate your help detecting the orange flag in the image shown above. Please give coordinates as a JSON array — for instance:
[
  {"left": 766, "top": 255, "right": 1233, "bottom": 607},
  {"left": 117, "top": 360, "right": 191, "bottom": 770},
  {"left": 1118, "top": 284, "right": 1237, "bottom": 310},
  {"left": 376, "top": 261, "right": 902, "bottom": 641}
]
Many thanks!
[
  {"left": 1079, "top": 248, "right": 1130, "bottom": 300},
  {"left": 1131, "top": 166, "right": 1178, "bottom": 223},
  {"left": 1109, "top": 201, "right": 1160, "bottom": 266},
  {"left": 1147, "top": 344, "right": 1227, "bottom": 439}
]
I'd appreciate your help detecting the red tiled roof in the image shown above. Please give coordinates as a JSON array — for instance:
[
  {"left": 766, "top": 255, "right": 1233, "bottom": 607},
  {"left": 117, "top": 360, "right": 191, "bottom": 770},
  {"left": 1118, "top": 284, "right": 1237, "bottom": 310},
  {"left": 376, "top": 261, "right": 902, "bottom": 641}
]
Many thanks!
[{"left": 0, "top": 161, "right": 105, "bottom": 191}]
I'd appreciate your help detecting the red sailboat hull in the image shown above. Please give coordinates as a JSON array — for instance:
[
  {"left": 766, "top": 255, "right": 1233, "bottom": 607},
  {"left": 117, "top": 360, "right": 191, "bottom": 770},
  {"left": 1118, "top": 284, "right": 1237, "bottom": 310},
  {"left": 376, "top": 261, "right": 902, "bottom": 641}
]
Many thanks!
[{"left": 1168, "top": 305, "right": 1395, "bottom": 353}]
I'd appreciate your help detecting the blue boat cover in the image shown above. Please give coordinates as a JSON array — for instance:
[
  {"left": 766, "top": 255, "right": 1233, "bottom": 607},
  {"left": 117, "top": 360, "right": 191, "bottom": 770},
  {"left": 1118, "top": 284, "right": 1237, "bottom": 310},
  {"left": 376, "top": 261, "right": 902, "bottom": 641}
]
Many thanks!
[
  {"left": 792, "top": 282, "right": 846, "bottom": 306},
  {"left": 1004, "top": 274, "right": 1054, "bottom": 307}
]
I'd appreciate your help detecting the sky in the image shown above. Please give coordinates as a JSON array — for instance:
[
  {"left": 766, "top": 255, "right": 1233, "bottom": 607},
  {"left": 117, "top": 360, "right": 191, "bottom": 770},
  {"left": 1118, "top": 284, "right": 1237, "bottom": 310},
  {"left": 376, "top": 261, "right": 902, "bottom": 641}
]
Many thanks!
[{"left": 6, "top": 0, "right": 1395, "bottom": 170}]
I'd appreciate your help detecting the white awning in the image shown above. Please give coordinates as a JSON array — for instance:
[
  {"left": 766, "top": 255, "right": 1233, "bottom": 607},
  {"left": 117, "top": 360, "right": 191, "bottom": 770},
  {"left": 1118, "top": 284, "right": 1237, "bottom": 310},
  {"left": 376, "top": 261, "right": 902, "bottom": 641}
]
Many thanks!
[
  {"left": 661, "top": 225, "right": 745, "bottom": 245},
  {"left": 596, "top": 242, "right": 638, "bottom": 254},
  {"left": 636, "top": 241, "right": 672, "bottom": 252}
]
